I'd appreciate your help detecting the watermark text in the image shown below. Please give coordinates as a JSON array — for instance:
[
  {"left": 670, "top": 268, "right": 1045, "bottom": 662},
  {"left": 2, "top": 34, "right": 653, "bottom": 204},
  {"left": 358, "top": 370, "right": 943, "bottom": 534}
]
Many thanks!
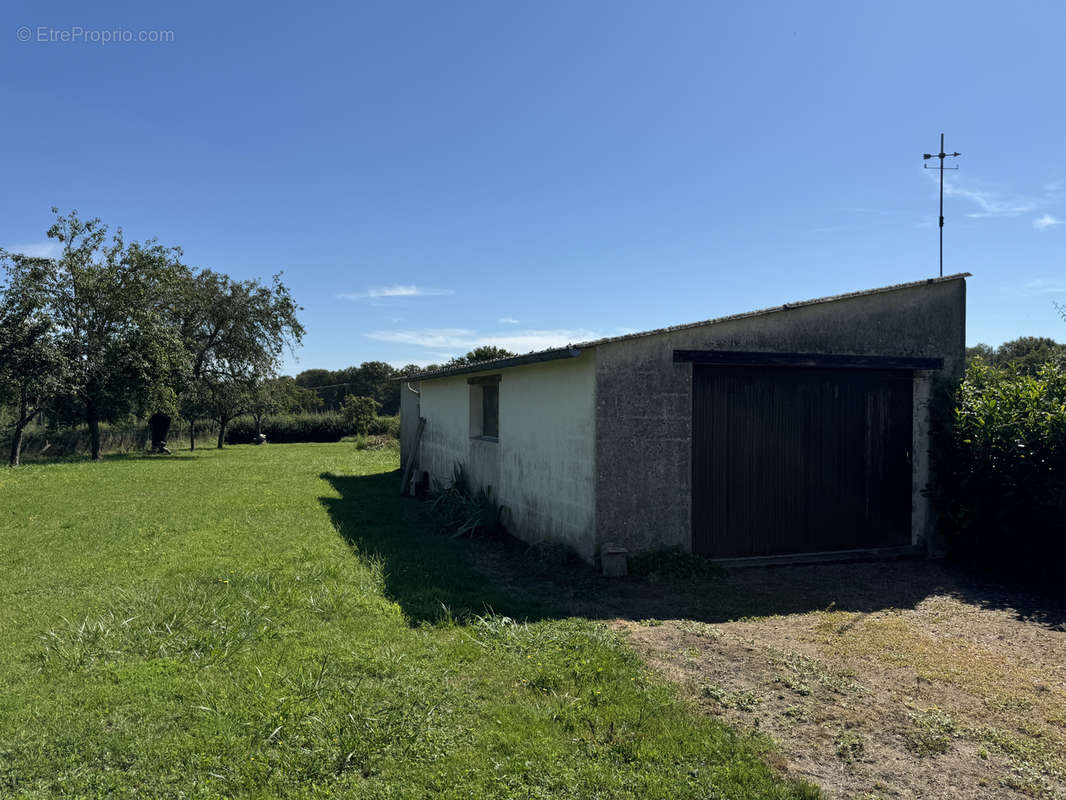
[{"left": 17, "top": 26, "right": 175, "bottom": 44}]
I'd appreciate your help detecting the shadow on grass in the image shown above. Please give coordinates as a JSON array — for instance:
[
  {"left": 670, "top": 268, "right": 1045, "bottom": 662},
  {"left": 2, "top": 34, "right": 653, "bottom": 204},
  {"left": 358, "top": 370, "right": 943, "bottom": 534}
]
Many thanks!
[
  {"left": 320, "top": 469, "right": 1066, "bottom": 630},
  {"left": 320, "top": 470, "right": 578, "bottom": 624}
]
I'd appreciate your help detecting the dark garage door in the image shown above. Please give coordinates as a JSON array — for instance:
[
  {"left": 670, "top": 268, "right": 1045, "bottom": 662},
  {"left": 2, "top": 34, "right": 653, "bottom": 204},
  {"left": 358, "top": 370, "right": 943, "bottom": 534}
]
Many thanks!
[{"left": 692, "top": 365, "right": 913, "bottom": 558}]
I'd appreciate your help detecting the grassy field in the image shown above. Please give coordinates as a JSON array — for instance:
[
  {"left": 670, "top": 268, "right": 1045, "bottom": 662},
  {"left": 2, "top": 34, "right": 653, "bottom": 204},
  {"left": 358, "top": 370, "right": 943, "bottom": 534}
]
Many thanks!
[{"left": 0, "top": 443, "right": 814, "bottom": 799}]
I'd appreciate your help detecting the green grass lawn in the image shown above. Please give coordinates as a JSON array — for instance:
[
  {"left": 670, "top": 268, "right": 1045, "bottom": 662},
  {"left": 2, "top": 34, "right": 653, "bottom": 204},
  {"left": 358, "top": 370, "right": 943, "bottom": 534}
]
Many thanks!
[{"left": 0, "top": 443, "right": 816, "bottom": 799}]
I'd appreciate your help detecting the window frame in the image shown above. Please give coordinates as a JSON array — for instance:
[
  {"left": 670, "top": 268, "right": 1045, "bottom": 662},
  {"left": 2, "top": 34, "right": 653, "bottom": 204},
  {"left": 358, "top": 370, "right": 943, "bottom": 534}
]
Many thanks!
[{"left": 467, "top": 374, "right": 501, "bottom": 442}]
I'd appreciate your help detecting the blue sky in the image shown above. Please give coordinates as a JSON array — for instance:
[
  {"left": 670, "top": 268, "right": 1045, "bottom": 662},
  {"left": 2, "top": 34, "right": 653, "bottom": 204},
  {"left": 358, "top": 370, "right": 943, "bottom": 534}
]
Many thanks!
[{"left": 2, "top": 0, "right": 1064, "bottom": 372}]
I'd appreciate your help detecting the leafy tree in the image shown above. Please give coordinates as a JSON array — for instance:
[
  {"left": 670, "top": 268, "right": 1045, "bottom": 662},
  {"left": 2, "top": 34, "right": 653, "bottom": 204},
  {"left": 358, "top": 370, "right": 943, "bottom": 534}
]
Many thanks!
[
  {"left": 176, "top": 269, "right": 304, "bottom": 448},
  {"left": 447, "top": 346, "right": 516, "bottom": 366},
  {"left": 178, "top": 381, "right": 208, "bottom": 451},
  {"left": 995, "top": 336, "right": 1065, "bottom": 376},
  {"left": 247, "top": 380, "right": 282, "bottom": 438},
  {"left": 341, "top": 395, "right": 380, "bottom": 435},
  {"left": 202, "top": 373, "right": 256, "bottom": 449},
  {"left": 331, "top": 366, "right": 360, "bottom": 407},
  {"left": 294, "top": 368, "right": 344, "bottom": 409},
  {"left": 966, "top": 337, "right": 1065, "bottom": 376},
  {"left": 293, "top": 368, "right": 333, "bottom": 386},
  {"left": 28, "top": 210, "right": 189, "bottom": 461},
  {"left": 0, "top": 254, "right": 72, "bottom": 465},
  {"left": 965, "top": 343, "right": 995, "bottom": 365},
  {"left": 293, "top": 363, "right": 400, "bottom": 413},
  {"left": 246, "top": 376, "right": 322, "bottom": 437},
  {"left": 271, "top": 376, "right": 323, "bottom": 413},
  {"left": 351, "top": 361, "right": 397, "bottom": 412}
]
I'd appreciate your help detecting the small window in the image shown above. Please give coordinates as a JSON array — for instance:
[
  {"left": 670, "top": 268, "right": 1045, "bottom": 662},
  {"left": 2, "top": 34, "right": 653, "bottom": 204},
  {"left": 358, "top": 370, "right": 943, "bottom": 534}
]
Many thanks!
[
  {"left": 468, "top": 375, "right": 501, "bottom": 440},
  {"left": 482, "top": 384, "right": 499, "bottom": 439}
]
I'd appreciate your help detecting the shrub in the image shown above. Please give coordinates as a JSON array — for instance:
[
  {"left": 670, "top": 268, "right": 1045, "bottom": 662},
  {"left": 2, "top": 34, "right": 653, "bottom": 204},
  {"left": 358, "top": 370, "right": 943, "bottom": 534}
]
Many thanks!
[
  {"left": 929, "top": 359, "right": 1066, "bottom": 579},
  {"left": 351, "top": 433, "right": 399, "bottom": 452},
  {"left": 367, "top": 414, "right": 401, "bottom": 438},
  {"left": 5, "top": 413, "right": 397, "bottom": 454},
  {"left": 341, "top": 396, "right": 381, "bottom": 435},
  {"left": 225, "top": 413, "right": 352, "bottom": 444},
  {"left": 223, "top": 412, "right": 401, "bottom": 445}
]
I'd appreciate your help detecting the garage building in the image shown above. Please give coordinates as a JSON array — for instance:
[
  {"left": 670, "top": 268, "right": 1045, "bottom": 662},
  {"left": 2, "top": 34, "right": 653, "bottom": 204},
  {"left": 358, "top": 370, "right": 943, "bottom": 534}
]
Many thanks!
[{"left": 399, "top": 274, "right": 967, "bottom": 565}]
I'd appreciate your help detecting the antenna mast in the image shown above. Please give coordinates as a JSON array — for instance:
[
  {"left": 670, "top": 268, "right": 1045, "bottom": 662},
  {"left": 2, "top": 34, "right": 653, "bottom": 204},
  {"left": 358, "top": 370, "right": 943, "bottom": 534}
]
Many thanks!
[{"left": 923, "top": 133, "right": 961, "bottom": 277}]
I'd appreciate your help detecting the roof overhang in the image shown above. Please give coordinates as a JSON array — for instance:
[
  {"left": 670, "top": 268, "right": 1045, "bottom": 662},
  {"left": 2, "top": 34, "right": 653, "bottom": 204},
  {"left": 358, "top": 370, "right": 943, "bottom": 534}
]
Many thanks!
[
  {"left": 392, "top": 274, "right": 968, "bottom": 383},
  {"left": 396, "top": 347, "right": 584, "bottom": 383},
  {"left": 673, "top": 350, "right": 944, "bottom": 371}
]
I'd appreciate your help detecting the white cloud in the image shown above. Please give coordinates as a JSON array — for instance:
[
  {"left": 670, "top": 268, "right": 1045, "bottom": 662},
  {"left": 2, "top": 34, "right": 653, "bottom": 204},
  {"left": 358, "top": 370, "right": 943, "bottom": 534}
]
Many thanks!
[
  {"left": 367, "top": 328, "right": 475, "bottom": 349},
  {"left": 365, "top": 327, "right": 620, "bottom": 359},
  {"left": 389, "top": 354, "right": 456, "bottom": 369},
  {"left": 497, "top": 317, "right": 520, "bottom": 325},
  {"left": 1020, "top": 278, "right": 1066, "bottom": 295},
  {"left": 947, "top": 185, "right": 1034, "bottom": 218},
  {"left": 1043, "top": 180, "right": 1066, "bottom": 199},
  {"left": 337, "top": 285, "right": 455, "bottom": 302},
  {"left": 5, "top": 241, "right": 61, "bottom": 258},
  {"left": 925, "top": 173, "right": 1066, "bottom": 227},
  {"left": 832, "top": 207, "right": 897, "bottom": 216},
  {"left": 924, "top": 171, "right": 1035, "bottom": 218}
]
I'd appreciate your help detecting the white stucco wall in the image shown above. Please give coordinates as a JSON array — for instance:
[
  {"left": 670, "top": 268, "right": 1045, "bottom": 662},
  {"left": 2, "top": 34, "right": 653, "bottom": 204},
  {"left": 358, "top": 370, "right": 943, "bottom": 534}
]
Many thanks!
[
  {"left": 398, "top": 379, "right": 421, "bottom": 470},
  {"left": 417, "top": 352, "right": 598, "bottom": 561}
]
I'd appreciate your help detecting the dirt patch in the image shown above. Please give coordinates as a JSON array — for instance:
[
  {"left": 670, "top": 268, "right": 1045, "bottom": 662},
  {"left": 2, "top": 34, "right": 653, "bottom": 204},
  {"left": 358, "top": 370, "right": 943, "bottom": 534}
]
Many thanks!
[
  {"left": 611, "top": 563, "right": 1066, "bottom": 799},
  {"left": 449, "top": 533, "right": 1066, "bottom": 797}
]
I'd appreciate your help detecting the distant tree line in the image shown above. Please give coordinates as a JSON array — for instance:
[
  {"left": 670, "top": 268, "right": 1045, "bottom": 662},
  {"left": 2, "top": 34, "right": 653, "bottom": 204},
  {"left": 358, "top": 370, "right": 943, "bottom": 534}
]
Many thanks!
[
  {"left": 294, "top": 345, "right": 516, "bottom": 416},
  {"left": 294, "top": 363, "right": 408, "bottom": 416},
  {"left": 0, "top": 208, "right": 303, "bottom": 465},
  {"left": 966, "top": 336, "right": 1066, "bottom": 375}
]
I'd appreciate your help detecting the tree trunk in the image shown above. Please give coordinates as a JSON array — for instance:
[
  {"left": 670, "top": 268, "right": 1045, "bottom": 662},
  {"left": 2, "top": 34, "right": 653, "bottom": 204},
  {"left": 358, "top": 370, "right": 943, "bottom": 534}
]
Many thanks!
[
  {"left": 189, "top": 418, "right": 196, "bottom": 451},
  {"left": 255, "top": 413, "right": 263, "bottom": 437},
  {"left": 86, "top": 399, "right": 102, "bottom": 461},
  {"left": 8, "top": 422, "right": 26, "bottom": 467},
  {"left": 217, "top": 418, "right": 227, "bottom": 449},
  {"left": 8, "top": 394, "right": 29, "bottom": 467}
]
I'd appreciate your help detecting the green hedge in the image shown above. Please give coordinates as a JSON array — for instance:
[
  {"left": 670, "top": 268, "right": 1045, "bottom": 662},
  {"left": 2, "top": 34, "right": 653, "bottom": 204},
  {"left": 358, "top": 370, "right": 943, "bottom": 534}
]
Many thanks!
[
  {"left": 9, "top": 419, "right": 219, "bottom": 459},
  {"left": 368, "top": 414, "right": 401, "bottom": 438},
  {"left": 3, "top": 414, "right": 402, "bottom": 458},
  {"left": 225, "top": 414, "right": 399, "bottom": 444},
  {"left": 930, "top": 359, "right": 1066, "bottom": 579},
  {"left": 226, "top": 413, "right": 350, "bottom": 444}
]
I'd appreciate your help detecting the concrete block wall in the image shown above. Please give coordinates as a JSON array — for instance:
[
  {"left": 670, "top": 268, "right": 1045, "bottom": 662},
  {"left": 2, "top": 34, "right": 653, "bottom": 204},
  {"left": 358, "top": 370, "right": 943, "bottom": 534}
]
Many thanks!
[{"left": 593, "top": 277, "right": 967, "bottom": 557}]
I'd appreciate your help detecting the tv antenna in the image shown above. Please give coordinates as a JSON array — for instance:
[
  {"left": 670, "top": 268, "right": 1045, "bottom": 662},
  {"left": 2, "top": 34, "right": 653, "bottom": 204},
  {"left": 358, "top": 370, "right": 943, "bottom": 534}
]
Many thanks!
[{"left": 923, "top": 133, "right": 960, "bottom": 277}]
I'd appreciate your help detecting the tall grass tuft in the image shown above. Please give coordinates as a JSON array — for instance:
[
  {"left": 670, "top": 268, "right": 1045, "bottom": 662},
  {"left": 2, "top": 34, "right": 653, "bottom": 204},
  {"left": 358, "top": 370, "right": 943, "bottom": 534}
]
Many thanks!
[{"left": 430, "top": 462, "right": 508, "bottom": 539}]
